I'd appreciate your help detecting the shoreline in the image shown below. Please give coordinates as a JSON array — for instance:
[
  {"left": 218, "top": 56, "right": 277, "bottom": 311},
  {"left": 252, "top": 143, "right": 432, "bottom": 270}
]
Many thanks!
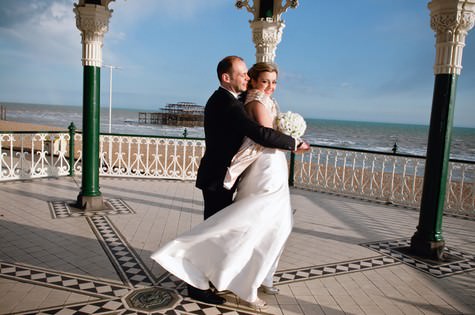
[
  {"left": 0, "top": 120, "right": 67, "bottom": 132},
  {"left": 3, "top": 101, "right": 475, "bottom": 129}
]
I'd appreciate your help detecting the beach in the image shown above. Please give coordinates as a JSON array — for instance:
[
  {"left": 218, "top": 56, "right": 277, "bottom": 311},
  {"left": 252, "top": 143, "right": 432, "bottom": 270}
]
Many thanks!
[{"left": 0, "top": 120, "right": 67, "bottom": 132}]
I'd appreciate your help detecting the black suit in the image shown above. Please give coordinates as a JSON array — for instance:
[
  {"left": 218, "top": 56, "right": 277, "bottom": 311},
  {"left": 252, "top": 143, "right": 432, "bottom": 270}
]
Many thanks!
[{"left": 196, "top": 87, "right": 296, "bottom": 219}]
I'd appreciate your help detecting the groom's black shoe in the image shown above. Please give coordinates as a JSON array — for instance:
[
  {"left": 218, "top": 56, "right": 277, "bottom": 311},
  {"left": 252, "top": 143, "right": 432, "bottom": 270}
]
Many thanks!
[{"left": 187, "top": 284, "right": 226, "bottom": 305}]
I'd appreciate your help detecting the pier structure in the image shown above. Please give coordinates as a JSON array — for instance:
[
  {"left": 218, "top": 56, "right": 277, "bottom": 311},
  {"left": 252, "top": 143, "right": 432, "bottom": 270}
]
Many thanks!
[
  {"left": 138, "top": 102, "right": 204, "bottom": 127},
  {"left": 236, "top": 0, "right": 298, "bottom": 63},
  {"left": 411, "top": 0, "right": 475, "bottom": 259},
  {"left": 74, "top": 0, "right": 113, "bottom": 211}
]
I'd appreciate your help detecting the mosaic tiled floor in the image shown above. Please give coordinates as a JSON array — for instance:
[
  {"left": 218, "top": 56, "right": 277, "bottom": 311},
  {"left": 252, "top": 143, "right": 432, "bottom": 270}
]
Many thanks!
[{"left": 2, "top": 199, "right": 475, "bottom": 314}]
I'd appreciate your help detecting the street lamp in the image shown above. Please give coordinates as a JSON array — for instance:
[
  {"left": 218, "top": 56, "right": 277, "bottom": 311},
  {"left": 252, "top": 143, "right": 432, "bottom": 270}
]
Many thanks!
[{"left": 103, "top": 64, "right": 120, "bottom": 133}]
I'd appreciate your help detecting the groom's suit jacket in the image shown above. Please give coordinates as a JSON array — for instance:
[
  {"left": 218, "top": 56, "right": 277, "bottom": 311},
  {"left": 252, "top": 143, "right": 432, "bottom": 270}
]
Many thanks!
[{"left": 196, "top": 87, "right": 296, "bottom": 192}]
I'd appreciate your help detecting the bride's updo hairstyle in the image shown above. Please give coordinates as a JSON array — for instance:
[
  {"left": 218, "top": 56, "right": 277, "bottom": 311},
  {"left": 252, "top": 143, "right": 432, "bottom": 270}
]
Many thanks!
[{"left": 247, "top": 62, "right": 279, "bottom": 90}]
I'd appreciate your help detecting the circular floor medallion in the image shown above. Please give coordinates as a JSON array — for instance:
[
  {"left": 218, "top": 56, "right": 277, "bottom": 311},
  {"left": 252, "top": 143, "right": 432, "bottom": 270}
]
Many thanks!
[{"left": 123, "top": 287, "right": 181, "bottom": 313}]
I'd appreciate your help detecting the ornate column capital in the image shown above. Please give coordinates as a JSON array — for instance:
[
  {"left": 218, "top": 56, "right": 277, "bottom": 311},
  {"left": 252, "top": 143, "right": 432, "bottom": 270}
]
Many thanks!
[
  {"left": 428, "top": 0, "right": 475, "bottom": 74},
  {"left": 74, "top": 2, "right": 114, "bottom": 67},
  {"left": 250, "top": 20, "right": 285, "bottom": 63},
  {"left": 236, "top": 0, "right": 298, "bottom": 63}
]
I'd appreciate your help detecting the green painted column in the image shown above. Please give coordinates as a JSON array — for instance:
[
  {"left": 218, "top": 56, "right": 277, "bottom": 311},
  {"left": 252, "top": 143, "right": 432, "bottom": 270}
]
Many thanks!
[
  {"left": 74, "top": 1, "right": 113, "bottom": 210},
  {"left": 80, "top": 66, "right": 102, "bottom": 197},
  {"left": 410, "top": 0, "right": 475, "bottom": 259},
  {"left": 259, "top": 0, "right": 274, "bottom": 18},
  {"left": 410, "top": 74, "right": 457, "bottom": 259}
]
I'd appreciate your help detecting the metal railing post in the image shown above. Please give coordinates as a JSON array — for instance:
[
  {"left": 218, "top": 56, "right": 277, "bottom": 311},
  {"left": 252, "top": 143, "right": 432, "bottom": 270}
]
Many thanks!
[
  {"left": 289, "top": 151, "right": 295, "bottom": 187},
  {"left": 68, "top": 122, "right": 76, "bottom": 176}
]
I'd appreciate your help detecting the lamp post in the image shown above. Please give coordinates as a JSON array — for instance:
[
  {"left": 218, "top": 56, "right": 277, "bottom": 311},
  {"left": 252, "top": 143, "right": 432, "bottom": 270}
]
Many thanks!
[
  {"left": 103, "top": 64, "right": 120, "bottom": 134},
  {"left": 236, "top": 0, "right": 298, "bottom": 63}
]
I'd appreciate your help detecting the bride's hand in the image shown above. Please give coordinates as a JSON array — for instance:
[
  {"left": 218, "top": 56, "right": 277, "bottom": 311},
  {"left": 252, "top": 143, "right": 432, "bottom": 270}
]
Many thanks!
[{"left": 295, "top": 140, "right": 310, "bottom": 154}]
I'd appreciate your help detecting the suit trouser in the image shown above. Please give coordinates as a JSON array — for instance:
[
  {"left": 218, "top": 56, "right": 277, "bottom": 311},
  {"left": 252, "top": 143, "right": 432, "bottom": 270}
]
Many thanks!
[{"left": 202, "top": 187, "right": 234, "bottom": 220}]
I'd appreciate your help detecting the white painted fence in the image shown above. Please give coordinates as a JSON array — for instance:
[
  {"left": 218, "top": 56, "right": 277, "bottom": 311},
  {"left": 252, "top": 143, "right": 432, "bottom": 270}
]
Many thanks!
[{"left": 1, "top": 131, "right": 473, "bottom": 216}]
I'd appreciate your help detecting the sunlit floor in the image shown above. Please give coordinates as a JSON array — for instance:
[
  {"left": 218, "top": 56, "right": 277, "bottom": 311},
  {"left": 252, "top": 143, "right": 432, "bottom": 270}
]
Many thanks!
[{"left": 0, "top": 176, "right": 474, "bottom": 315}]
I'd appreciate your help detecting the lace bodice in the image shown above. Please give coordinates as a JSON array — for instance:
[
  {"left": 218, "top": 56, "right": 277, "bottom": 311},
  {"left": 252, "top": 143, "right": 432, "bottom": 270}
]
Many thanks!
[{"left": 244, "top": 89, "right": 279, "bottom": 125}]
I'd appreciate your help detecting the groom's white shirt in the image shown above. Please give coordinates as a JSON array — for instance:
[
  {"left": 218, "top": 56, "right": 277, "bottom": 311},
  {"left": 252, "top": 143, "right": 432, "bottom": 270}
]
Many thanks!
[{"left": 220, "top": 85, "right": 239, "bottom": 99}]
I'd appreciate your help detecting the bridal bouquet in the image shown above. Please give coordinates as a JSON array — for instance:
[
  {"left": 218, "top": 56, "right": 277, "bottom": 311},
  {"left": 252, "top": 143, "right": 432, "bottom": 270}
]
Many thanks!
[{"left": 276, "top": 111, "right": 307, "bottom": 138}]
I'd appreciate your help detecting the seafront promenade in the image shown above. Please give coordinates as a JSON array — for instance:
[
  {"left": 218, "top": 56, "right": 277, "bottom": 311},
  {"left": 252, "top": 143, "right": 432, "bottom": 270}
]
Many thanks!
[{"left": 1, "top": 176, "right": 474, "bottom": 314}]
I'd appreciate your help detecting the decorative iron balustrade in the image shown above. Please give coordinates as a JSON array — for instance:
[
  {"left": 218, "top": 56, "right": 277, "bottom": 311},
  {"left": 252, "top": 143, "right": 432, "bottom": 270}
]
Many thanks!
[
  {"left": 0, "top": 132, "right": 71, "bottom": 179},
  {"left": 291, "top": 146, "right": 474, "bottom": 216},
  {"left": 98, "top": 134, "right": 205, "bottom": 179},
  {"left": 1, "top": 130, "right": 473, "bottom": 216}
]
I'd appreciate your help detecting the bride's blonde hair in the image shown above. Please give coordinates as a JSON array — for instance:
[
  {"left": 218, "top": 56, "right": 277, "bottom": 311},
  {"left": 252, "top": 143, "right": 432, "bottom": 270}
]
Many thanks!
[{"left": 247, "top": 62, "right": 279, "bottom": 90}]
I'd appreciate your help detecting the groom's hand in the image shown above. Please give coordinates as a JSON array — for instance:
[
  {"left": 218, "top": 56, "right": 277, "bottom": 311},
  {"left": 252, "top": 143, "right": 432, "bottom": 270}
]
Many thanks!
[{"left": 295, "top": 140, "right": 310, "bottom": 154}]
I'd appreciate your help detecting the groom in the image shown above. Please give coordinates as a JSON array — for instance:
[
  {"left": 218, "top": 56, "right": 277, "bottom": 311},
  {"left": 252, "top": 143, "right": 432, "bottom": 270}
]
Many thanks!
[{"left": 191, "top": 56, "right": 309, "bottom": 305}]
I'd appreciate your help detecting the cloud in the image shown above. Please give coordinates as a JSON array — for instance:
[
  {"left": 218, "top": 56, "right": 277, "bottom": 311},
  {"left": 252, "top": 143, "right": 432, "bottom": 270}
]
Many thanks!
[
  {"left": 1, "top": 0, "right": 229, "bottom": 65},
  {"left": 339, "top": 82, "right": 352, "bottom": 89},
  {"left": 0, "top": 0, "right": 80, "bottom": 66},
  {"left": 109, "top": 0, "right": 226, "bottom": 25},
  {"left": 1, "top": 0, "right": 227, "bottom": 67},
  {"left": 0, "top": 0, "right": 54, "bottom": 27}
]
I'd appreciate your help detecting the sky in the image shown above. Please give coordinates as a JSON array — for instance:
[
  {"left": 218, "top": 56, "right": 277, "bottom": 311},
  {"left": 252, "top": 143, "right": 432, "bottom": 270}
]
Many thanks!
[{"left": 0, "top": 0, "right": 474, "bottom": 127}]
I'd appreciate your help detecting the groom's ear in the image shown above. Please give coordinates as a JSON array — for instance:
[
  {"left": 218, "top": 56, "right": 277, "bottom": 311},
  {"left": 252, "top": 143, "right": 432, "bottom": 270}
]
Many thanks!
[{"left": 222, "top": 73, "right": 231, "bottom": 83}]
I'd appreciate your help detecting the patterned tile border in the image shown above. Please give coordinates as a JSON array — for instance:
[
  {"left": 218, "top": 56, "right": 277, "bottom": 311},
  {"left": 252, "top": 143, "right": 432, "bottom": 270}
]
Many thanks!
[
  {"left": 274, "top": 255, "right": 400, "bottom": 284},
  {"left": 87, "top": 215, "right": 157, "bottom": 288},
  {"left": 360, "top": 238, "right": 475, "bottom": 277},
  {"left": 48, "top": 199, "right": 135, "bottom": 219},
  {"left": 0, "top": 261, "right": 130, "bottom": 298},
  {"left": 17, "top": 298, "right": 127, "bottom": 315},
  {"left": 16, "top": 299, "right": 261, "bottom": 315},
  {"left": 155, "top": 270, "right": 187, "bottom": 293},
  {"left": 2, "top": 260, "right": 267, "bottom": 315}
]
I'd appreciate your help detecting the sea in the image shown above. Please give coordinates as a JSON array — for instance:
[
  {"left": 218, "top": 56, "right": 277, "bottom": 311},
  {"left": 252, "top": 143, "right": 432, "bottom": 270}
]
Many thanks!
[{"left": 2, "top": 102, "right": 475, "bottom": 162}]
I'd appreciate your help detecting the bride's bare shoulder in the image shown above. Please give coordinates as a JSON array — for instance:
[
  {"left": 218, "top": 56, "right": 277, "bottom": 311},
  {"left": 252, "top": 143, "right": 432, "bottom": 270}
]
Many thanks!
[{"left": 245, "top": 89, "right": 266, "bottom": 103}]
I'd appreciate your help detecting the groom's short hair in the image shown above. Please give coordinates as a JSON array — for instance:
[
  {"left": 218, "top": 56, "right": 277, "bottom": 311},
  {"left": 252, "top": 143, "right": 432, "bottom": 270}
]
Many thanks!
[{"left": 217, "top": 56, "right": 244, "bottom": 83}]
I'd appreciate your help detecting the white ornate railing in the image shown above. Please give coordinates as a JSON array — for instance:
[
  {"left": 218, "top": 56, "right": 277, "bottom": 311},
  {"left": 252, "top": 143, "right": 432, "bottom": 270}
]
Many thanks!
[
  {"left": 1, "top": 131, "right": 474, "bottom": 216},
  {"left": 445, "top": 161, "right": 475, "bottom": 215},
  {"left": 291, "top": 146, "right": 475, "bottom": 216},
  {"left": 98, "top": 134, "right": 205, "bottom": 179},
  {"left": 0, "top": 132, "right": 71, "bottom": 179}
]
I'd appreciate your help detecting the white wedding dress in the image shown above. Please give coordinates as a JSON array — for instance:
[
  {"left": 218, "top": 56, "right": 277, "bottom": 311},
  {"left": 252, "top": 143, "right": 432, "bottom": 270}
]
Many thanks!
[{"left": 151, "top": 90, "right": 293, "bottom": 303}]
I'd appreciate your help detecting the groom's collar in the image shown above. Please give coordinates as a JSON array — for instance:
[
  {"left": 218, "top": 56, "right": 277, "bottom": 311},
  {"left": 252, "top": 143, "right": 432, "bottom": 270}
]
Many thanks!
[{"left": 219, "top": 85, "right": 240, "bottom": 99}]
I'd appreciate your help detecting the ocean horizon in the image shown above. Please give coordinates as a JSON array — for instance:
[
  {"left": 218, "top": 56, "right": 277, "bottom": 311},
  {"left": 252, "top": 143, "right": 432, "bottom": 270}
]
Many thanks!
[{"left": 2, "top": 101, "right": 474, "bottom": 161}]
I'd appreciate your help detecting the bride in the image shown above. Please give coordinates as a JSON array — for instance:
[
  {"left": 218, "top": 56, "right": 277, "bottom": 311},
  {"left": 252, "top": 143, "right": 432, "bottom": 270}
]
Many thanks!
[{"left": 152, "top": 62, "right": 295, "bottom": 309}]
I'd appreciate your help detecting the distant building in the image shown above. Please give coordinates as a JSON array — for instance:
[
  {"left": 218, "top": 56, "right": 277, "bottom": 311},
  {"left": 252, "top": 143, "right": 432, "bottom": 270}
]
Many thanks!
[{"left": 139, "top": 102, "right": 204, "bottom": 127}]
